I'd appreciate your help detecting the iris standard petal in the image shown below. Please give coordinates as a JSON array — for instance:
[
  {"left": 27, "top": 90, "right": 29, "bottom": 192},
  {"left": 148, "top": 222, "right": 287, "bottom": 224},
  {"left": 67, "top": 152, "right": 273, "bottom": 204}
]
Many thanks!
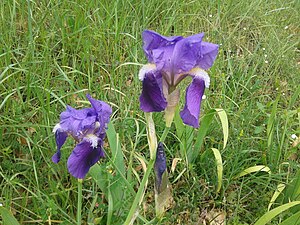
[
  {"left": 139, "top": 70, "right": 167, "bottom": 112},
  {"left": 142, "top": 30, "right": 183, "bottom": 62},
  {"left": 52, "top": 127, "right": 68, "bottom": 163},
  {"left": 180, "top": 77, "right": 205, "bottom": 128},
  {"left": 67, "top": 140, "right": 104, "bottom": 179},
  {"left": 197, "top": 41, "right": 219, "bottom": 70},
  {"left": 171, "top": 33, "right": 204, "bottom": 75},
  {"left": 60, "top": 107, "right": 92, "bottom": 136},
  {"left": 86, "top": 94, "right": 112, "bottom": 136},
  {"left": 152, "top": 45, "right": 175, "bottom": 73}
]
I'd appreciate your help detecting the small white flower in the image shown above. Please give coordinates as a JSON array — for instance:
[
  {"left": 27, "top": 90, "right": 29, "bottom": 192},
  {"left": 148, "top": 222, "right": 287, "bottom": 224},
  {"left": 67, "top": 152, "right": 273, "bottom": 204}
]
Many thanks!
[
  {"left": 209, "top": 14, "right": 213, "bottom": 18},
  {"left": 265, "top": 60, "right": 269, "bottom": 64},
  {"left": 291, "top": 134, "right": 297, "bottom": 139},
  {"left": 284, "top": 26, "right": 288, "bottom": 30},
  {"left": 264, "top": 54, "right": 267, "bottom": 58},
  {"left": 0, "top": 203, "right": 2, "bottom": 207},
  {"left": 262, "top": 48, "right": 266, "bottom": 51},
  {"left": 202, "top": 95, "right": 206, "bottom": 100},
  {"left": 282, "top": 93, "right": 285, "bottom": 96},
  {"left": 243, "top": 27, "right": 247, "bottom": 30}
]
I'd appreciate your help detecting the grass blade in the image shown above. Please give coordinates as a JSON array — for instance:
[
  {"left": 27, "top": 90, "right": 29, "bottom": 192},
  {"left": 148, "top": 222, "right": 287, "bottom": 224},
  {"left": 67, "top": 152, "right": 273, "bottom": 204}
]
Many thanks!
[
  {"left": 215, "top": 108, "right": 229, "bottom": 149},
  {"left": 235, "top": 165, "right": 271, "bottom": 178},
  {"left": 254, "top": 201, "right": 300, "bottom": 225},
  {"left": 189, "top": 109, "right": 215, "bottom": 163},
  {"left": 278, "top": 210, "right": 300, "bottom": 225},
  {"left": 0, "top": 206, "right": 20, "bottom": 225},
  {"left": 268, "top": 183, "right": 286, "bottom": 211},
  {"left": 211, "top": 148, "right": 223, "bottom": 194}
]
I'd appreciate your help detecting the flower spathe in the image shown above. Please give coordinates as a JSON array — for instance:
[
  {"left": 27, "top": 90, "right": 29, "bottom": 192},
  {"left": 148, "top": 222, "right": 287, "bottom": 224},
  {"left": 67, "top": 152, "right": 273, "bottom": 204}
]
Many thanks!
[
  {"left": 52, "top": 94, "right": 112, "bottom": 179},
  {"left": 139, "top": 30, "right": 218, "bottom": 128}
]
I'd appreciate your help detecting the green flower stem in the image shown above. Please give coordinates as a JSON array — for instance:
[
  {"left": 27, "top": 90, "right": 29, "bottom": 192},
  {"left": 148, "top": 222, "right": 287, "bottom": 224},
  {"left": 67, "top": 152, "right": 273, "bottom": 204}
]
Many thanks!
[
  {"left": 160, "top": 126, "right": 170, "bottom": 143},
  {"left": 77, "top": 179, "right": 83, "bottom": 225},
  {"left": 124, "top": 126, "right": 171, "bottom": 224},
  {"left": 124, "top": 158, "right": 155, "bottom": 225}
]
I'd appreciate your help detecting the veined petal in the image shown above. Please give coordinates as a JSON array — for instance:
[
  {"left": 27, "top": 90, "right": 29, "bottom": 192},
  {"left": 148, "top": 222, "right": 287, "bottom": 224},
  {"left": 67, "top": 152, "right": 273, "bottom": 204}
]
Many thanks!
[
  {"left": 86, "top": 94, "right": 112, "bottom": 134},
  {"left": 171, "top": 33, "right": 204, "bottom": 75},
  {"left": 67, "top": 139, "right": 104, "bottom": 179},
  {"left": 180, "top": 77, "right": 206, "bottom": 128},
  {"left": 139, "top": 70, "right": 167, "bottom": 112},
  {"left": 142, "top": 30, "right": 183, "bottom": 62},
  {"left": 197, "top": 41, "right": 219, "bottom": 70},
  {"left": 52, "top": 125, "right": 68, "bottom": 163}
]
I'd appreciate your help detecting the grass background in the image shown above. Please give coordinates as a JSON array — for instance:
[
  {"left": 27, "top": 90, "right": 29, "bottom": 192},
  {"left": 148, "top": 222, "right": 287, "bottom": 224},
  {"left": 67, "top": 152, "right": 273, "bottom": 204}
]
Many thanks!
[{"left": 0, "top": 0, "right": 299, "bottom": 224}]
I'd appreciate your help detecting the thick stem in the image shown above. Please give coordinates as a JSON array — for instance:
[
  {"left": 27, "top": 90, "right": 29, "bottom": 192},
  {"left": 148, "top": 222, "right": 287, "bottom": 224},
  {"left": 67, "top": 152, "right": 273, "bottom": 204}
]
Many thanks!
[{"left": 77, "top": 179, "right": 83, "bottom": 225}]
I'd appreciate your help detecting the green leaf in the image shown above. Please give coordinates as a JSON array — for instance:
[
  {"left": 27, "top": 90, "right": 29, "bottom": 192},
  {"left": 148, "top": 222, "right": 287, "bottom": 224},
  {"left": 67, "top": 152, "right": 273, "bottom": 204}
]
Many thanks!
[
  {"left": 107, "top": 122, "right": 125, "bottom": 176},
  {"left": 278, "top": 210, "right": 300, "bottom": 225},
  {"left": 215, "top": 108, "right": 228, "bottom": 149},
  {"left": 211, "top": 148, "right": 223, "bottom": 194},
  {"left": 284, "top": 169, "right": 300, "bottom": 202},
  {"left": 254, "top": 201, "right": 300, "bottom": 225},
  {"left": 266, "top": 96, "right": 279, "bottom": 166},
  {"left": 268, "top": 183, "right": 286, "bottom": 211},
  {"left": 189, "top": 108, "right": 228, "bottom": 163},
  {"left": 89, "top": 163, "right": 108, "bottom": 196},
  {"left": 235, "top": 165, "right": 271, "bottom": 178},
  {"left": 188, "top": 109, "right": 215, "bottom": 163},
  {"left": 0, "top": 206, "right": 20, "bottom": 225}
]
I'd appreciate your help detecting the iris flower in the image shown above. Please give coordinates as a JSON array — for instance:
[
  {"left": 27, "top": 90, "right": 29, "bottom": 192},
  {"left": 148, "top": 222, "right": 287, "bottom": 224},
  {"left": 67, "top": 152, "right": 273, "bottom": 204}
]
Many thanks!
[
  {"left": 139, "top": 30, "right": 218, "bottom": 128},
  {"left": 52, "top": 94, "right": 112, "bottom": 179}
]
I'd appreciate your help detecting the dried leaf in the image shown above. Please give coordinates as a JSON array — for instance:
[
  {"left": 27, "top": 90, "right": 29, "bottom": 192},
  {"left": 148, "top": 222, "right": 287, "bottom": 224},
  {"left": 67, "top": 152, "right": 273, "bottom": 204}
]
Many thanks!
[{"left": 171, "top": 158, "right": 182, "bottom": 173}]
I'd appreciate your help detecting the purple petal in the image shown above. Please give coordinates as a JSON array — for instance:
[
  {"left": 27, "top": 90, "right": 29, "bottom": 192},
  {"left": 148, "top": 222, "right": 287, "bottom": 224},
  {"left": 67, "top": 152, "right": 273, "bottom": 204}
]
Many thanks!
[
  {"left": 139, "top": 70, "right": 167, "bottom": 112},
  {"left": 154, "top": 142, "right": 167, "bottom": 190},
  {"left": 152, "top": 45, "right": 175, "bottom": 72},
  {"left": 142, "top": 30, "right": 183, "bottom": 62},
  {"left": 171, "top": 33, "right": 204, "bottom": 74},
  {"left": 60, "top": 106, "right": 96, "bottom": 136},
  {"left": 52, "top": 129, "right": 68, "bottom": 163},
  {"left": 180, "top": 77, "right": 205, "bottom": 128},
  {"left": 67, "top": 140, "right": 104, "bottom": 179},
  {"left": 86, "top": 94, "right": 112, "bottom": 135},
  {"left": 197, "top": 42, "right": 219, "bottom": 70}
]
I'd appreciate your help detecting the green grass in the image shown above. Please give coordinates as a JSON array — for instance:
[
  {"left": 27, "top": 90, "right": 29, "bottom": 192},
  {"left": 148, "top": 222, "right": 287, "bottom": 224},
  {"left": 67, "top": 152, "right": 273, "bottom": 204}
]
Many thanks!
[{"left": 1, "top": 0, "right": 299, "bottom": 224}]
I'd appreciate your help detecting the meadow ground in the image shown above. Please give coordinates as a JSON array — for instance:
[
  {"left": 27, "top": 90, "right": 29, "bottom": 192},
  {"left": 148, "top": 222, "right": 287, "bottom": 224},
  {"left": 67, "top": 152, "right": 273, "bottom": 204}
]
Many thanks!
[{"left": 0, "top": 0, "right": 299, "bottom": 224}]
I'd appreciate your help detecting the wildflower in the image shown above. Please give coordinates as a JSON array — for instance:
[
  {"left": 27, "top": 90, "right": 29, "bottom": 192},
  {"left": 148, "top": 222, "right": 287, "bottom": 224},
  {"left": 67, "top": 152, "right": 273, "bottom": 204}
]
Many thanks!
[
  {"left": 139, "top": 30, "right": 218, "bottom": 128},
  {"left": 291, "top": 134, "right": 297, "bottom": 139},
  {"left": 52, "top": 94, "right": 112, "bottom": 179}
]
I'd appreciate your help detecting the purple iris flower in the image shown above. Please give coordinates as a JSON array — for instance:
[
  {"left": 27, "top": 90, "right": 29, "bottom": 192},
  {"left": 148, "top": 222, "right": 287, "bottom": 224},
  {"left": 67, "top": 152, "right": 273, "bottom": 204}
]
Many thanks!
[
  {"left": 52, "top": 94, "right": 112, "bottom": 179},
  {"left": 139, "top": 30, "right": 218, "bottom": 128}
]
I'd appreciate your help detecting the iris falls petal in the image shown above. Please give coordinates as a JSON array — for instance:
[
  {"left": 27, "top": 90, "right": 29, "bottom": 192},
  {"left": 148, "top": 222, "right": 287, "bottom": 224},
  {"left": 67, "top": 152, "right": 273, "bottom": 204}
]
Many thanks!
[
  {"left": 180, "top": 77, "right": 206, "bottom": 128},
  {"left": 67, "top": 140, "right": 104, "bottom": 179},
  {"left": 52, "top": 127, "right": 68, "bottom": 163},
  {"left": 139, "top": 70, "right": 167, "bottom": 112}
]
